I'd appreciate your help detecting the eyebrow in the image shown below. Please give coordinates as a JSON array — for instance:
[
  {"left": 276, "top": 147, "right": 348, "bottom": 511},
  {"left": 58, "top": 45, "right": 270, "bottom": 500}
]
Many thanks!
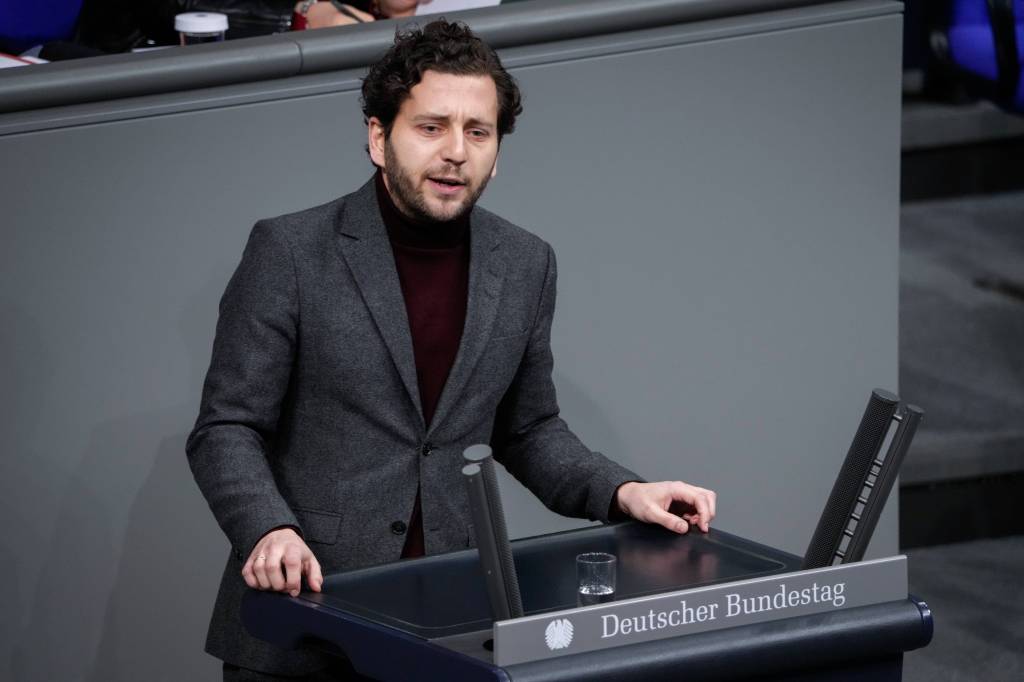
[{"left": 412, "top": 113, "right": 495, "bottom": 130}]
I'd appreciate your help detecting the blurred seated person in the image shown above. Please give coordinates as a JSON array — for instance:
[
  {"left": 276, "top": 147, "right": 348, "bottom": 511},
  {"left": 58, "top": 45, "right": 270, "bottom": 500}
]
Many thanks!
[
  {"left": 303, "top": 1, "right": 422, "bottom": 29},
  {"left": 74, "top": 0, "right": 423, "bottom": 54}
]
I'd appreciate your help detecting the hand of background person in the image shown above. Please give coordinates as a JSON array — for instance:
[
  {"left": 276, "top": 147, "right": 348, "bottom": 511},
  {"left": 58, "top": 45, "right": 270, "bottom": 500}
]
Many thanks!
[
  {"left": 300, "top": 2, "right": 375, "bottom": 29},
  {"left": 615, "top": 481, "right": 717, "bottom": 534},
  {"left": 242, "top": 527, "right": 323, "bottom": 597}
]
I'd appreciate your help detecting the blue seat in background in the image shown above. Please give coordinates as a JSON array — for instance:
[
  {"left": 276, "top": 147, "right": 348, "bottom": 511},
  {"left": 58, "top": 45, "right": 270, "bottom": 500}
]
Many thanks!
[
  {"left": 945, "top": 0, "right": 1023, "bottom": 112},
  {"left": 0, "top": 0, "right": 85, "bottom": 54}
]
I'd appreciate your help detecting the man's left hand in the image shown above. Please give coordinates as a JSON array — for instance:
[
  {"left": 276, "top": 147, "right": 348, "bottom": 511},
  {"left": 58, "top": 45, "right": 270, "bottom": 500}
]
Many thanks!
[{"left": 615, "top": 481, "right": 717, "bottom": 534}]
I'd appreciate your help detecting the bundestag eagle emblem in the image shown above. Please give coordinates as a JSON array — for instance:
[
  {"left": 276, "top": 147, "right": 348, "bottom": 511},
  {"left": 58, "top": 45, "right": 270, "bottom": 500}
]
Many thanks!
[{"left": 544, "top": 618, "right": 574, "bottom": 650}]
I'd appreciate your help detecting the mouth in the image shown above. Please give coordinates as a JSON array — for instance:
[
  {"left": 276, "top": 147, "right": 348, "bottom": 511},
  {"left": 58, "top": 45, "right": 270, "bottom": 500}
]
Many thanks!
[{"left": 428, "top": 176, "right": 467, "bottom": 195}]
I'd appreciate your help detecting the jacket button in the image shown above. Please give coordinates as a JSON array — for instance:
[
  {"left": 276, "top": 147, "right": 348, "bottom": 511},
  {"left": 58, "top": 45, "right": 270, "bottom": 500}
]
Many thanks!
[
  {"left": 421, "top": 442, "right": 434, "bottom": 457},
  {"left": 391, "top": 521, "right": 407, "bottom": 535}
]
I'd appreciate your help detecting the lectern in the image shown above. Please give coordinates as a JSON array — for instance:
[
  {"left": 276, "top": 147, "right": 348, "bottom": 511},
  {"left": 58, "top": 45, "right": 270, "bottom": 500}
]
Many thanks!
[{"left": 242, "top": 522, "right": 932, "bottom": 681}]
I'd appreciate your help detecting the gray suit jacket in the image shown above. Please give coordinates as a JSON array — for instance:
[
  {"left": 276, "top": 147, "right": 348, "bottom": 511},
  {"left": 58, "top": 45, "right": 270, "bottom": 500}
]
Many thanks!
[{"left": 186, "top": 177, "right": 638, "bottom": 675}]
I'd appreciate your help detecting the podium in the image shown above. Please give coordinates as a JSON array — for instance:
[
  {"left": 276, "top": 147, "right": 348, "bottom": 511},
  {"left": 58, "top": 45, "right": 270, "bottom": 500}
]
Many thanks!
[{"left": 242, "top": 522, "right": 932, "bottom": 681}]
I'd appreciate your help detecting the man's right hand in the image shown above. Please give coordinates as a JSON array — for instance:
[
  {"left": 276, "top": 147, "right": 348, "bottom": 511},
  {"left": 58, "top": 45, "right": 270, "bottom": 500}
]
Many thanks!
[{"left": 242, "top": 527, "right": 323, "bottom": 597}]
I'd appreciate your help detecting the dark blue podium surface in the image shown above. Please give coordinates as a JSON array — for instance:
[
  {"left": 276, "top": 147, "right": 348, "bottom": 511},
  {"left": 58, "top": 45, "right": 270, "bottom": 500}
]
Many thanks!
[{"left": 242, "top": 523, "right": 932, "bottom": 681}]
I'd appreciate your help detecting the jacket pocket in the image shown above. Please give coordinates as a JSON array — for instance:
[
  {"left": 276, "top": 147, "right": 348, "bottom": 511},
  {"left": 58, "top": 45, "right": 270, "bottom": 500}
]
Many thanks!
[{"left": 293, "top": 507, "right": 342, "bottom": 545}]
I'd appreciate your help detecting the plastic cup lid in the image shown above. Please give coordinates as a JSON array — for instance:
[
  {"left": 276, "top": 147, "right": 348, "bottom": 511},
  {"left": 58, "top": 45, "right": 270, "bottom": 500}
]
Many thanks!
[{"left": 175, "top": 12, "right": 229, "bottom": 34}]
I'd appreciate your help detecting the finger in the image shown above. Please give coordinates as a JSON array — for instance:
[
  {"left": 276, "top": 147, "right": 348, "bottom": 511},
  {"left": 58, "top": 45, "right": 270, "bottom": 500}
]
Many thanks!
[
  {"left": 687, "top": 514, "right": 709, "bottom": 533},
  {"left": 266, "top": 545, "right": 287, "bottom": 591},
  {"left": 692, "top": 493, "right": 712, "bottom": 532},
  {"left": 670, "top": 480, "right": 700, "bottom": 504},
  {"left": 252, "top": 550, "right": 271, "bottom": 590},
  {"left": 650, "top": 506, "right": 689, "bottom": 534},
  {"left": 241, "top": 559, "right": 258, "bottom": 589},
  {"left": 306, "top": 554, "right": 324, "bottom": 593},
  {"left": 671, "top": 482, "right": 710, "bottom": 532},
  {"left": 707, "top": 490, "right": 717, "bottom": 521},
  {"left": 283, "top": 547, "right": 303, "bottom": 597}
]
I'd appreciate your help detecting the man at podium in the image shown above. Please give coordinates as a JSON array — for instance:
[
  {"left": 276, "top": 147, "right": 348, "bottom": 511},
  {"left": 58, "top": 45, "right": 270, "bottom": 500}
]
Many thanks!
[{"left": 186, "top": 19, "right": 716, "bottom": 681}]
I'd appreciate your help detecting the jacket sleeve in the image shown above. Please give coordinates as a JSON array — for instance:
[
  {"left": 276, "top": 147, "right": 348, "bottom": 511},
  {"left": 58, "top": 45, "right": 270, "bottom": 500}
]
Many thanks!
[
  {"left": 186, "top": 220, "right": 302, "bottom": 560},
  {"left": 490, "top": 244, "right": 641, "bottom": 523}
]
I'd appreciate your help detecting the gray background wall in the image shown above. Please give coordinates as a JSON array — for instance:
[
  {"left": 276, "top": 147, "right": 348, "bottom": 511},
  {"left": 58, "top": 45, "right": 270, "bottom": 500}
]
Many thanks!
[{"left": 0, "top": 2, "right": 902, "bottom": 680}]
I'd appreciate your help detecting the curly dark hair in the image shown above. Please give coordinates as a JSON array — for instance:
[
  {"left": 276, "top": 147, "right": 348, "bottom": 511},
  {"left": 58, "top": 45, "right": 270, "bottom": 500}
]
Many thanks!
[{"left": 361, "top": 20, "right": 523, "bottom": 141}]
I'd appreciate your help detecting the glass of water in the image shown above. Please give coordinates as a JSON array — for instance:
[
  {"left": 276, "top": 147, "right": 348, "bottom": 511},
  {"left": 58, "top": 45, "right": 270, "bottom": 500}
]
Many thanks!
[{"left": 577, "top": 552, "right": 616, "bottom": 606}]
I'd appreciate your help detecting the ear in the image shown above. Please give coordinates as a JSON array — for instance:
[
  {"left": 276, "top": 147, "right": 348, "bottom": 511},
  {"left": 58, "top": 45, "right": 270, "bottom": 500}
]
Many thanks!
[
  {"left": 368, "top": 117, "right": 387, "bottom": 168},
  {"left": 490, "top": 151, "right": 499, "bottom": 179}
]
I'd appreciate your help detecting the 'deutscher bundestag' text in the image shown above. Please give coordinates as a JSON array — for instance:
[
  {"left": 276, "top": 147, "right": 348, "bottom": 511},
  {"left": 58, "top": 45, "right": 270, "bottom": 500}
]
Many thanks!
[{"left": 601, "top": 581, "right": 847, "bottom": 638}]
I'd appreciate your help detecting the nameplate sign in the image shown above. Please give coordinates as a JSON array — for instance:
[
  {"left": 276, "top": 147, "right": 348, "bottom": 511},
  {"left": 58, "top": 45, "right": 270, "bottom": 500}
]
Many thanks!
[{"left": 492, "top": 555, "right": 907, "bottom": 667}]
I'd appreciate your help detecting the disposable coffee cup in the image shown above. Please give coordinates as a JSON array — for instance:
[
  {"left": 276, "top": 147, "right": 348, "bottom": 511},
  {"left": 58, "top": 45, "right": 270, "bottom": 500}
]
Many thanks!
[{"left": 175, "top": 12, "right": 228, "bottom": 46}]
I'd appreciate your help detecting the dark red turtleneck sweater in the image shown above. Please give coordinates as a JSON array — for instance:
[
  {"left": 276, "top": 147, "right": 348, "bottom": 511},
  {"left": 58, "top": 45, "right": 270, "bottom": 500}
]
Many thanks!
[{"left": 375, "top": 171, "right": 470, "bottom": 558}]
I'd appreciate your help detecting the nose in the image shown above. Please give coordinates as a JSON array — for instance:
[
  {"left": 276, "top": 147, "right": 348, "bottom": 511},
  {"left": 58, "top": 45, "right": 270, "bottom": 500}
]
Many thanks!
[{"left": 441, "top": 129, "right": 467, "bottom": 165}]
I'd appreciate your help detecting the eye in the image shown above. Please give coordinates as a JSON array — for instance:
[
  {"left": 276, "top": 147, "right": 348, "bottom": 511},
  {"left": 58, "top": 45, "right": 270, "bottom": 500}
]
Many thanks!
[
  {"left": 420, "top": 124, "right": 441, "bottom": 135},
  {"left": 468, "top": 129, "right": 490, "bottom": 140}
]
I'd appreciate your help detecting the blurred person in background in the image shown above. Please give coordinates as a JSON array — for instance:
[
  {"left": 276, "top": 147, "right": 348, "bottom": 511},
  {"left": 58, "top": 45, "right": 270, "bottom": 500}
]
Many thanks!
[{"left": 63, "top": 0, "right": 424, "bottom": 56}]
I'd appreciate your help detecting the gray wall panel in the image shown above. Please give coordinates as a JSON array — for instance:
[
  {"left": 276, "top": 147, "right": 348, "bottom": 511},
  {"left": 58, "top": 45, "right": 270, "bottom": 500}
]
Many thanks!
[
  {"left": 487, "top": 13, "right": 902, "bottom": 553},
  {"left": 0, "top": 4, "right": 902, "bottom": 680},
  {"left": 2, "top": 89, "right": 375, "bottom": 682}
]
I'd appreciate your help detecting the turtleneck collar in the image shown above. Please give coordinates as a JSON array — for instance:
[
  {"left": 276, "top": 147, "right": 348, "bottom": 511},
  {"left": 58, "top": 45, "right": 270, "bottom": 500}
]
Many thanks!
[{"left": 374, "top": 169, "right": 470, "bottom": 249}]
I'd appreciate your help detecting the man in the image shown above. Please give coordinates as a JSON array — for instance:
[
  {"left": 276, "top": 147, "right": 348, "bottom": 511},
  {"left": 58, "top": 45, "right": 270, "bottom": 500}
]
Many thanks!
[{"left": 187, "top": 19, "right": 717, "bottom": 681}]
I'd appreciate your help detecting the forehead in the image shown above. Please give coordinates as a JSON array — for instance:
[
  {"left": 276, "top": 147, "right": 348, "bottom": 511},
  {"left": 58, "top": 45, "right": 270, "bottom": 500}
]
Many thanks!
[{"left": 401, "top": 71, "right": 499, "bottom": 124}]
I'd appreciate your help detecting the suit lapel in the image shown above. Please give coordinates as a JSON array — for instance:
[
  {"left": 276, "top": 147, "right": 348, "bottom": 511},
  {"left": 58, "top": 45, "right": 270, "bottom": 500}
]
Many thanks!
[
  {"left": 428, "top": 210, "right": 507, "bottom": 435},
  {"left": 334, "top": 179, "right": 425, "bottom": 429}
]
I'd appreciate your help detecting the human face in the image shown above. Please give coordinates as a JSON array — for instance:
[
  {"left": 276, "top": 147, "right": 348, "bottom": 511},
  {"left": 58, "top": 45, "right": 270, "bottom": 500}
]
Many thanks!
[{"left": 369, "top": 70, "right": 500, "bottom": 223}]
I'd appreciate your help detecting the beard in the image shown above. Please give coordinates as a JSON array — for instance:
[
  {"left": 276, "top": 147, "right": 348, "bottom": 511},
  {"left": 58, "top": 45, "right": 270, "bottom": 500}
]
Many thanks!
[{"left": 383, "top": 142, "right": 492, "bottom": 223}]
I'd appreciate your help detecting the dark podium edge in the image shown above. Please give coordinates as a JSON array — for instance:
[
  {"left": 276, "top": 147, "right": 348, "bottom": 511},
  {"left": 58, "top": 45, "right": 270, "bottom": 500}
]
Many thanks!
[{"left": 240, "top": 525, "right": 933, "bottom": 682}]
